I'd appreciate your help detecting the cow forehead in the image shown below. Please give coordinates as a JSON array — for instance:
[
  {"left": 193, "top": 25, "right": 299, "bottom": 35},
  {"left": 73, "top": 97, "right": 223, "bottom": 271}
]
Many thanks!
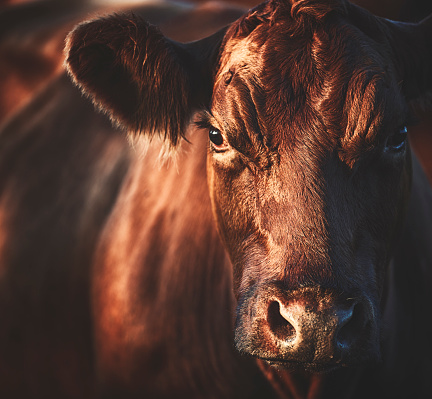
[{"left": 212, "top": 4, "right": 405, "bottom": 160}]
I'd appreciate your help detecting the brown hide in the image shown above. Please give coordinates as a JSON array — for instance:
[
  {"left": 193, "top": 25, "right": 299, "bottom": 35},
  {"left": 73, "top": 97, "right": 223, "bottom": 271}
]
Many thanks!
[
  {"left": 1, "top": 1, "right": 432, "bottom": 399},
  {"left": 0, "top": 74, "right": 130, "bottom": 398},
  {"left": 2, "top": 0, "right": 431, "bottom": 180},
  {"left": 91, "top": 124, "right": 273, "bottom": 398},
  {"left": 0, "top": 2, "right": 275, "bottom": 398}
]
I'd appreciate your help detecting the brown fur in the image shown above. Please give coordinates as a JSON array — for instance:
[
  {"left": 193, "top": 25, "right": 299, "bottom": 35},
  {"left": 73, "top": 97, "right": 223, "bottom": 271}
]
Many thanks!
[
  {"left": 65, "top": 0, "right": 432, "bottom": 396},
  {"left": 1, "top": 0, "right": 432, "bottom": 398}
]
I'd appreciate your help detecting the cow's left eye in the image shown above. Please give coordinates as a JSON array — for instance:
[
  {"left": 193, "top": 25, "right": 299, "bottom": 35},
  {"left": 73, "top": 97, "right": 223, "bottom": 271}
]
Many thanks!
[{"left": 385, "top": 126, "right": 408, "bottom": 152}]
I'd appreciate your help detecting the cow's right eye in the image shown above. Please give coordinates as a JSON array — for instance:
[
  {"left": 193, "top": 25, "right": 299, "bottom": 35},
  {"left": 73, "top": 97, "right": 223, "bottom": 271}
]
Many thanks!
[
  {"left": 209, "top": 128, "right": 225, "bottom": 147},
  {"left": 385, "top": 126, "right": 408, "bottom": 153}
]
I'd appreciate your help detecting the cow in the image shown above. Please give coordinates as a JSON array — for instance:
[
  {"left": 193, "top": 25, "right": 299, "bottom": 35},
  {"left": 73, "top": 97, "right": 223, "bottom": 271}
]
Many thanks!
[{"left": 1, "top": 0, "right": 432, "bottom": 398}]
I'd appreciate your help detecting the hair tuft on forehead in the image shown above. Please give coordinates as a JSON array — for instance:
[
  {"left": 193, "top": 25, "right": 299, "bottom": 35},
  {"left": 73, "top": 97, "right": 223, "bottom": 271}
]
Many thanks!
[
  {"left": 225, "top": 0, "right": 347, "bottom": 44},
  {"left": 225, "top": 1, "right": 279, "bottom": 39},
  {"left": 290, "top": 0, "right": 346, "bottom": 22}
]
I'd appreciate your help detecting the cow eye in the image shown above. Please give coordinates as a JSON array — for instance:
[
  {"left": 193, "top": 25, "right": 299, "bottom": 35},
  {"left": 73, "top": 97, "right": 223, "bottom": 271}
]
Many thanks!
[
  {"left": 209, "top": 128, "right": 225, "bottom": 148},
  {"left": 385, "top": 126, "right": 407, "bottom": 152}
]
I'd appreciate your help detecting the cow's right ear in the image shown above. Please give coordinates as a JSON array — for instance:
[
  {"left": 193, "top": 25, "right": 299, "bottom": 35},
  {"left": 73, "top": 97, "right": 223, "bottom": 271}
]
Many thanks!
[{"left": 65, "top": 14, "right": 226, "bottom": 146}]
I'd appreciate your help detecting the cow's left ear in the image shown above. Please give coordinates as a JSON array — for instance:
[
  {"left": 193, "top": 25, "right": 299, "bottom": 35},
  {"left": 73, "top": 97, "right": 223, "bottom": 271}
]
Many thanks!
[
  {"left": 384, "top": 15, "right": 432, "bottom": 100},
  {"left": 65, "top": 14, "right": 226, "bottom": 146}
]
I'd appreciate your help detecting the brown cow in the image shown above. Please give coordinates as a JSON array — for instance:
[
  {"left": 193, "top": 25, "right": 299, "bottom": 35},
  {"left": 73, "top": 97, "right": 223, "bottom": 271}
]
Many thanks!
[
  {"left": 1, "top": 0, "right": 432, "bottom": 398},
  {"left": 0, "top": 2, "right": 269, "bottom": 399}
]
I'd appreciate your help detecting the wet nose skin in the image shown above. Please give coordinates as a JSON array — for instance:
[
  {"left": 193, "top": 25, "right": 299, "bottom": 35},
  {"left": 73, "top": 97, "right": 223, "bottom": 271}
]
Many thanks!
[
  {"left": 267, "top": 298, "right": 364, "bottom": 365},
  {"left": 235, "top": 286, "right": 374, "bottom": 371}
]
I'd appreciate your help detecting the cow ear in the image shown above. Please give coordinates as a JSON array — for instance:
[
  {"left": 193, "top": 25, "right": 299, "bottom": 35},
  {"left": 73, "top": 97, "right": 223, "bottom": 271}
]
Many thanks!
[
  {"left": 385, "top": 15, "right": 432, "bottom": 101},
  {"left": 65, "top": 14, "right": 226, "bottom": 146}
]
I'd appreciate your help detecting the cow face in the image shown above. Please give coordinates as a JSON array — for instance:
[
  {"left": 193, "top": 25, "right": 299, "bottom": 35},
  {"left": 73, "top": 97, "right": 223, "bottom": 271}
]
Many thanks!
[
  {"left": 66, "top": 0, "right": 432, "bottom": 373},
  {"left": 204, "top": 2, "right": 414, "bottom": 371}
]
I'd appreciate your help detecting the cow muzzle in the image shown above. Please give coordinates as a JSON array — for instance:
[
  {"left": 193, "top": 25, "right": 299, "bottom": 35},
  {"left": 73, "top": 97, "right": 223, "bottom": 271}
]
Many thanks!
[{"left": 235, "top": 285, "right": 378, "bottom": 372}]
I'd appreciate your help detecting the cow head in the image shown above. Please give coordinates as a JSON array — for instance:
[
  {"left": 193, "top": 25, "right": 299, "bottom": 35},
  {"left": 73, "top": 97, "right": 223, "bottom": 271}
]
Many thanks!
[{"left": 66, "top": 0, "right": 432, "bottom": 372}]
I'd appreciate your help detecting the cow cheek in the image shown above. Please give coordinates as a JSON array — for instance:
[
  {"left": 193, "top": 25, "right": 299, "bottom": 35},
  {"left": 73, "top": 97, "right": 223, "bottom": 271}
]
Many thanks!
[
  {"left": 365, "top": 152, "right": 412, "bottom": 298},
  {"left": 206, "top": 155, "right": 258, "bottom": 294}
]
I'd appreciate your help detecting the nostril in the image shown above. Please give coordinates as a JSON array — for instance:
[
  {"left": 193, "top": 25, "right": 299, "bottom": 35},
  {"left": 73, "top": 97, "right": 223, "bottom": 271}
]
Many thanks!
[
  {"left": 267, "top": 301, "right": 296, "bottom": 342},
  {"left": 337, "top": 302, "right": 366, "bottom": 350}
]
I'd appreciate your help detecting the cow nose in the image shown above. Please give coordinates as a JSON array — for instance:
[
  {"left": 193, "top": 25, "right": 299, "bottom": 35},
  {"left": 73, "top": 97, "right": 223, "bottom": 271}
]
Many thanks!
[{"left": 266, "top": 294, "right": 366, "bottom": 364}]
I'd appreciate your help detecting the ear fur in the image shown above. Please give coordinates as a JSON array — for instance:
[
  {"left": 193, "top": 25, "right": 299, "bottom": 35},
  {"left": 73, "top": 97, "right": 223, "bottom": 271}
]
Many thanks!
[
  {"left": 381, "top": 15, "right": 432, "bottom": 101},
  {"left": 346, "top": 3, "right": 432, "bottom": 101},
  {"left": 65, "top": 14, "right": 226, "bottom": 146}
]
